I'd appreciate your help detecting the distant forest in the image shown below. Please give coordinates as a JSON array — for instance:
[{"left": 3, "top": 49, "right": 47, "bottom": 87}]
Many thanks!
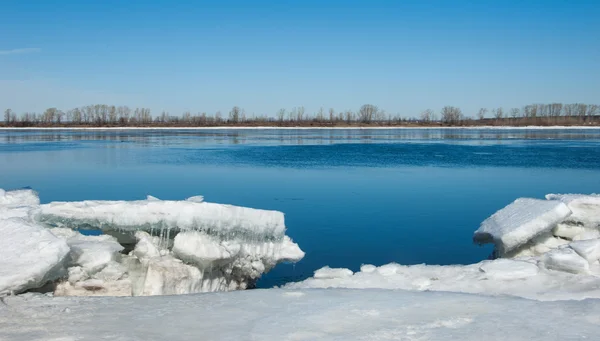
[{"left": 2, "top": 103, "right": 600, "bottom": 127}]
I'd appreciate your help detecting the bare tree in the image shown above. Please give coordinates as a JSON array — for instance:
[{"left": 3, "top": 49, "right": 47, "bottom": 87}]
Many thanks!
[
  {"left": 440, "top": 106, "right": 462, "bottom": 125},
  {"left": 229, "top": 106, "right": 240, "bottom": 123},
  {"left": 316, "top": 107, "right": 325, "bottom": 121},
  {"left": 477, "top": 108, "right": 487, "bottom": 120},
  {"left": 510, "top": 108, "right": 520, "bottom": 119},
  {"left": 4, "top": 109, "right": 12, "bottom": 124},
  {"left": 345, "top": 110, "right": 354, "bottom": 123},
  {"left": 420, "top": 109, "right": 434, "bottom": 123},
  {"left": 277, "top": 109, "right": 285, "bottom": 122},
  {"left": 329, "top": 108, "right": 335, "bottom": 122},
  {"left": 109, "top": 106, "right": 117, "bottom": 124},
  {"left": 492, "top": 107, "right": 504, "bottom": 120},
  {"left": 296, "top": 106, "right": 305, "bottom": 121},
  {"left": 358, "top": 104, "right": 378, "bottom": 123}
]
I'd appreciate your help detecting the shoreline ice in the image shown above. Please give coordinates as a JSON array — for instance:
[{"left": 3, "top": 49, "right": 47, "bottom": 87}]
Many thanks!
[
  {"left": 0, "top": 189, "right": 303, "bottom": 296},
  {"left": 286, "top": 194, "right": 600, "bottom": 301}
]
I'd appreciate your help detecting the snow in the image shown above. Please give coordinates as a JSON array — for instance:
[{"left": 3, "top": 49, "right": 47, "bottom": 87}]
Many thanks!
[
  {"left": 0, "top": 219, "right": 69, "bottom": 295},
  {"left": 473, "top": 198, "right": 572, "bottom": 255},
  {"left": 2, "top": 289, "right": 600, "bottom": 340}
]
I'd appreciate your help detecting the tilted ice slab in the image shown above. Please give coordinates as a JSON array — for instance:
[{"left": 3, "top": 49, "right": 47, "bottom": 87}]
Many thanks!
[
  {"left": 473, "top": 198, "right": 571, "bottom": 255},
  {"left": 36, "top": 197, "right": 286, "bottom": 240},
  {"left": 0, "top": 219, "right": 69, "bottom": 295},
  {"left": 3, "top": 289, "right": 600, "bottom": 341}
]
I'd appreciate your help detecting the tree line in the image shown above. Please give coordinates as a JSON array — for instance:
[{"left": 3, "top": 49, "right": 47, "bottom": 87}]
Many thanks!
[{"left": 2, "top": 103, "right": 599, "bottom": 127}]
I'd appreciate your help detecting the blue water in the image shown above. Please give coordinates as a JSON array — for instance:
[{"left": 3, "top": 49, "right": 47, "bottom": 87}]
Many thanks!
[{"left": 1, "top": 128, "right": 600, "bottom": 287}]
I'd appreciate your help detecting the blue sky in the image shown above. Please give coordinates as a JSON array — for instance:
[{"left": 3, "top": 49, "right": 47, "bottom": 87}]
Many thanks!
[{"left": 1, "top": 0, "right": 599, "bottom": 118}]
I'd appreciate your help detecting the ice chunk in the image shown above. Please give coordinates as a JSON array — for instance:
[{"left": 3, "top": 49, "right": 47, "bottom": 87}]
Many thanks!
[
  {"left": 505, "top": 233, "right": 569, "bottom": 258},
  {"left": 54, "top": 278, "right": 132, "bottom": 297},
  {"left": 36, "top": 196, "right": 286, "bottom": 240},
  {"left": 67, "top": 237, "right": 124, "bottom": 273},
  {"left": 173, "top": 231, "right": 241, "bottom": 268},
  {"left": 131, "top": 231, "right": 163, "bottom": 259},
  {"left": 0, "top": 189, "right": 41, "bottom": 221},
  {"left": 479, "top": 259, "right": 539, "bottom": 280},
  {"left": 49, "top": 228, "right": 124, "bottom": 274},
  {"left": 568, "top": 239, "right": 600, "bottom": 263},
  {"left": 541, "top": 248, "right": 590, "bottom": 274},
  {"left": 546, "top": 194, "right": 600, "bottom": 228},
  {"left": 171, "top": 231, "right": 304, "bottom": 290},
  {"left": 313, "top": 267, "right": 354, "bottom": 279},
  {"left": 552, "top": 222, "right": 595, "bottom": 240},
  {"left": 186, "top": 195, "right": 204, "bottom": 203},
  {"left": 573, "top": 230, "right": 600, "bottom": 241},
  {"left": 0, "top": 218, "right": 69, "bottom": 295},
  {"left": 473, "top": 198, "right": 571, "bottom": 255},
  {"left": 0, "top": 188, "right": 40, "bottom": 206}
]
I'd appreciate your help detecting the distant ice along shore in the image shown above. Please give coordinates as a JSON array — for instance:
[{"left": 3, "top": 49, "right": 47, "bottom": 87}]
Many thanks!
[
  {"left": 1, "top": 125, "right": 600, "bottom": 130},
  {"left": 2, "top": 189, "right": 600, "bottom": 339}
]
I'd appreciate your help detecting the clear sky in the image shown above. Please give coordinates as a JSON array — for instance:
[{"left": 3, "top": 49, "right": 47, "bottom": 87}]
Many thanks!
[{"left": 1, "top": 0, "right": 599, "bottom": 118}]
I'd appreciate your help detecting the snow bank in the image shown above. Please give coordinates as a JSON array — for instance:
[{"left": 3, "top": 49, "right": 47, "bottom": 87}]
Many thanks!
[
  {"left": 2, "top": 289, "right": 600, "bottom": 340},
  {"left": 0, "top": 219, "right": 69, "bottom": 295},
  {"left": 473, "top": 198, "right": 571, "bottom": 255}
]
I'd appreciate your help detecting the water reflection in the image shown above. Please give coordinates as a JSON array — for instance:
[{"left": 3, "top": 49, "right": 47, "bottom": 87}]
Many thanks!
[{"left": 2, "top": 128, "right": 600, "bottom": 149}]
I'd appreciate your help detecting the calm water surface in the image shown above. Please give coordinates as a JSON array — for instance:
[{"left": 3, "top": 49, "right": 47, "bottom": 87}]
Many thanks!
[{"left": 1, "top": 128, "right": 600, "bottom": 287}]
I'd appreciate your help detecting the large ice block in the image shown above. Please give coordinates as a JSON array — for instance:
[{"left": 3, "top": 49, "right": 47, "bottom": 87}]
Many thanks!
[{"left": 473, "top": 198, "right": 571, "bottom": 255}]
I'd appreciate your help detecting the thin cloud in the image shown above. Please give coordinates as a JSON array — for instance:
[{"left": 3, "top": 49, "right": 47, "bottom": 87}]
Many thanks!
[{"left": 0, "top": 48, "right": 41, "bottom": 56}]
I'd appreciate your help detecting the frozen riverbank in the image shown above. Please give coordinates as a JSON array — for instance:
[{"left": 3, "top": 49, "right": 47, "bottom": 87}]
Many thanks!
[{"left": 2, "top": 289, "right": 600, "bottom": 341}]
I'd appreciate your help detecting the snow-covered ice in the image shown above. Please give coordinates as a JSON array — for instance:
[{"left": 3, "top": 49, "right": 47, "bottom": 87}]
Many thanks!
[
  {"left": 2, "top": 289, "right": 600, "bottom": 341},
  {"left": 0, "top": 219, "right": 69, "bottom": 296},
  {"left": 0, "top": 188, "right": 303, "bottom": 296},
  {"left": 36, "top": 198, "right": 286, "bottom": 239},
  {"left": 473, "top": 198, "right": 572, "bottom": 255}
]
